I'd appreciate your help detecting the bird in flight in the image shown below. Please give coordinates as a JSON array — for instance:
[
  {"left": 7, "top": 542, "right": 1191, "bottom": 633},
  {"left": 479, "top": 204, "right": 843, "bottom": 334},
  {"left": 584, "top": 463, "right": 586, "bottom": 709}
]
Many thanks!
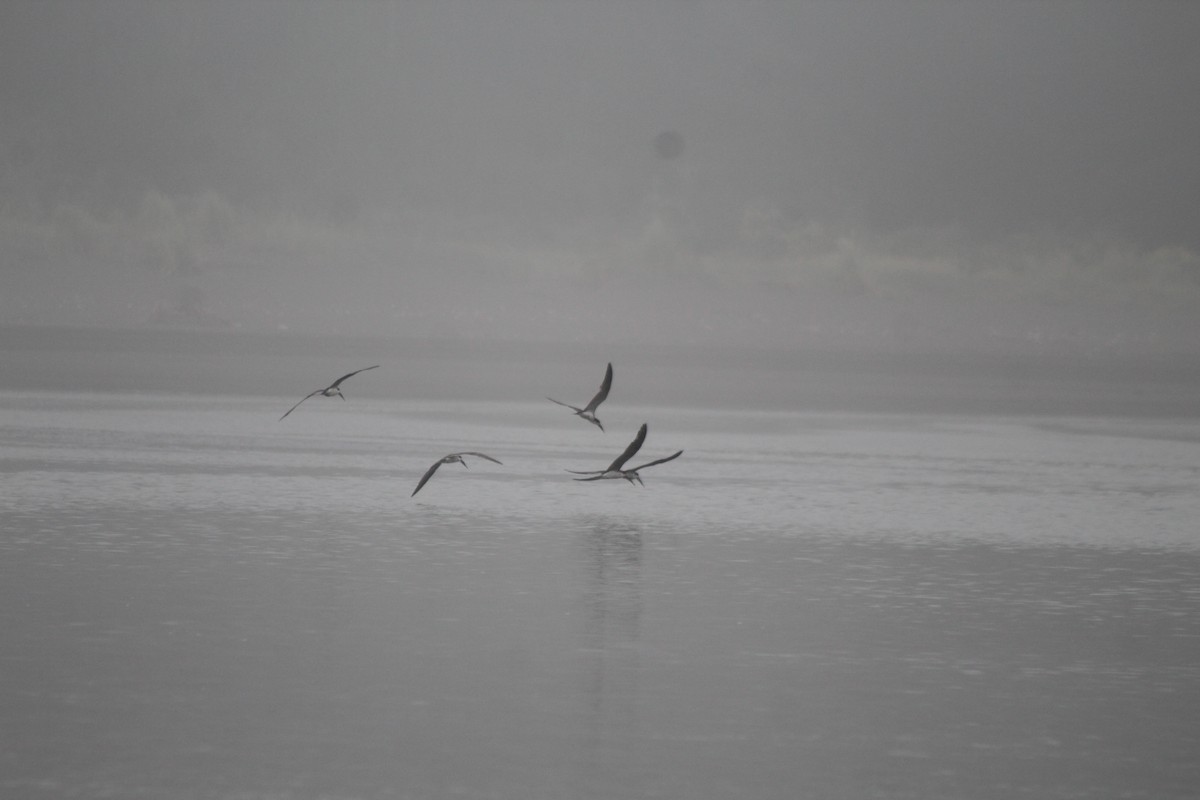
[
  {"left": 411, "top": 452, "right": 503, "bottom": 497},
  {"left": 279, "top": 365, "right": 380, "bottom": 420},
  {"left": 547, "top": 362, "right": 613, "bottom": 431},
  {"left": 568, "top": 423, "right": 682, "bottom": 486}
]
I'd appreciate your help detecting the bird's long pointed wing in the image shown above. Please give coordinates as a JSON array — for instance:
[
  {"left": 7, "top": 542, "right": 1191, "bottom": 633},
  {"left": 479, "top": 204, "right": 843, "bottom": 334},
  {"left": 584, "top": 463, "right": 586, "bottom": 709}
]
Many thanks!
[
  {"left": 607, "top": 423, "right": 648, "bottom": 472},
  {"left": 565, "top": 468, "right": 604, "bottom": 475},
  {"left": 457, "top": 452, "right": 503, "bottom": 465},
  {"left": 546, "top": 396, "right": 583, "bottom": 413},
  {"left": 583, "top": 362, "right": 613, "bottom": 413},
  {"left": 279, "top": 389, "right": 323, "bottom": 421},
  {"left": 573, "top": 474, "right": 610, "bottom": 482},
  {"left": 411, "top": 460, "right": 444, "bottom": 497},
  {"left": 631, "top": 449, "right": 683, "bottom": 472},
  {"left": 329, "top": 365, "right": 379, "bottom": 389}
]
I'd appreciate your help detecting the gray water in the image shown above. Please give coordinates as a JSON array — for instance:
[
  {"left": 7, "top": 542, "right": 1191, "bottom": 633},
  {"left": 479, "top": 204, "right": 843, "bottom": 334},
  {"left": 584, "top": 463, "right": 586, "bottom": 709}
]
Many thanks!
[{"left": 3, "top": 343, "right": 1200, "bottom": 798}]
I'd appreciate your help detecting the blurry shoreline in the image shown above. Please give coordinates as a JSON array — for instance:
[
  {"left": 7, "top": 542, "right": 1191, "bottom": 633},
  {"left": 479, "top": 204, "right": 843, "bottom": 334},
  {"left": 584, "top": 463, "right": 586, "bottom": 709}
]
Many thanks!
[{"left": 1, "top": 323, "right": 1197, "bottom": 418}]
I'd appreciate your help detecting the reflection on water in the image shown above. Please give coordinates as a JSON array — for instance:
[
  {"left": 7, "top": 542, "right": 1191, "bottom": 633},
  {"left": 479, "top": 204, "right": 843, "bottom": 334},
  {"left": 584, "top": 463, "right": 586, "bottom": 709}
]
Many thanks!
[
  {"left": 576, "top": 516, "right": 644, "bottom": 759},
  {"left": 578, "top": 516, "right": 644, "bottom": 652}
]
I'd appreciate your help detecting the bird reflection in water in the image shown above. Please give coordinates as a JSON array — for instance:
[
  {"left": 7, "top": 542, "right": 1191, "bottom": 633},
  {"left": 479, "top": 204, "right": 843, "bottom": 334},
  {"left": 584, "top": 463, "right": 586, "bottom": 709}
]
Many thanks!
[{"left": 575, "top": 516, "right": 645, "bottom": 767}]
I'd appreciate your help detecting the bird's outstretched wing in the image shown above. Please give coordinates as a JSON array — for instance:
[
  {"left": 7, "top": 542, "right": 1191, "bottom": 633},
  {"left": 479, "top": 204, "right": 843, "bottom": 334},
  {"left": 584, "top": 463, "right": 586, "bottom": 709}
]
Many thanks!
[
  {"left": 572, "top": 474, "right": 611, "bottom": 482},
  {"left": 329, "top": 365, "right": 379, "bottom": 389},
  {"left": 279, "top": 390, "right": 323, "bottom": 421},
  {"left": 583, "top": 362, "right": 613, "bottom": 413},
  {"left": 546, "top": 396, "right": 583, "bottom": 413},
  {"left": 411, "top": 459, "right": 446, "bottom": 497},
  {"left": 607, "top": 423, "right": 648, "bottom": 472},
  {"left": 458, "top": 452, "right": 503, "bottom": 466},
  {"left": 631, "top": 450, "right": 683, "bottom": 472}
]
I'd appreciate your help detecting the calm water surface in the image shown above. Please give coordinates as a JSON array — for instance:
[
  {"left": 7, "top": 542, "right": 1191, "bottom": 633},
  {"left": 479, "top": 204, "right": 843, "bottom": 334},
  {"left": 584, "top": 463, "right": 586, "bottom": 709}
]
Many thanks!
[{"left": 2, "top": 390, "right": 1199, "bottom": 799}]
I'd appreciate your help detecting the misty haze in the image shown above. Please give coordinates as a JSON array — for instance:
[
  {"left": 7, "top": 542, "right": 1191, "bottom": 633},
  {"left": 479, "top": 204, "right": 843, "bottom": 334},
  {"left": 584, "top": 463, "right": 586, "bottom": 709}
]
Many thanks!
[{"left": 2, "top": 3, "right": 1199, "bottom": 800}]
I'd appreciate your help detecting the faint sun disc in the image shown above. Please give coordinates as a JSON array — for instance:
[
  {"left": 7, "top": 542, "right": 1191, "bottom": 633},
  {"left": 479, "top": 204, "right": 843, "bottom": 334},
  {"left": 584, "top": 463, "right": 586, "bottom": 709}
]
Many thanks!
[{"left": 653, "top": 130, "right": 684, "bottom": 160}]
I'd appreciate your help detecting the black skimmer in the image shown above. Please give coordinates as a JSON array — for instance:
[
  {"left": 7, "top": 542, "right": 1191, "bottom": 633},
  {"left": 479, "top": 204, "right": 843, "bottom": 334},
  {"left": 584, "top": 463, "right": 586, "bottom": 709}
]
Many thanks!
[
  {"left": 547, "top": 362, "right": 613, "bottom": 431},
  {"left": 279, "top": 365, "right": 379, "bottom": 420},
  {"left": 411, "top": 452, "right": 503, "bottom": 497},
  {"left": 568, "top": 423, "right": 682, "bottom": 486}
]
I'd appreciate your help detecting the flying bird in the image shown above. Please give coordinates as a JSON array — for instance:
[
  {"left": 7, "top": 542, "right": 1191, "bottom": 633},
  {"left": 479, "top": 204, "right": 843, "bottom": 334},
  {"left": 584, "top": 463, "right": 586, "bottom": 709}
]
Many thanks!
[
  {"left": 547, "top": 362, "right": 613, "bottom": 431},
  {"left": 279, "top": 365, "right": 380, "bottom": 420},
  {"left": 568, "top": 423, "right": 682, "bottom": 486},
  {"left": 411, "top": 452, "right": 503, "bottom": 497}
]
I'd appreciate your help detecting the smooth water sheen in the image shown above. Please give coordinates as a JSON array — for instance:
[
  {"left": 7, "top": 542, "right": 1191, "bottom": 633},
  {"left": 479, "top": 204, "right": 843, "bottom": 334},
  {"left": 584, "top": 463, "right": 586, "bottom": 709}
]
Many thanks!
[{"left": 2, "top": 390, "right": 1199, "bottom": 799}]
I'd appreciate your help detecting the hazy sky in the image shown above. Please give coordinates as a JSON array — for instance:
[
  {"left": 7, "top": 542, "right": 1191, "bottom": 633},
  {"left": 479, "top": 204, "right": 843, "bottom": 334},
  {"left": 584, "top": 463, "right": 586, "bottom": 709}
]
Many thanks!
[{"left": 2, "top": 1, "right": 1198, "bottom": 353}]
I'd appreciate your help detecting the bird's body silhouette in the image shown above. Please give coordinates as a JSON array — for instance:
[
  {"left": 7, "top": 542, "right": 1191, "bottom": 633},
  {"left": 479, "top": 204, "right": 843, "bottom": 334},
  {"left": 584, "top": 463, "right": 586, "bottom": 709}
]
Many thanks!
[
  {"left": 411, "top": 452, "right": 503, "bottom": 497},
  {"left": 568, "top": 423, "right": 682, "bottom": 486},
  {"left": 547, "top": 362, "right": 612, "bottom": 431},
  {"left": 279, "top": 365, "right": 379, "bottom": 420}
]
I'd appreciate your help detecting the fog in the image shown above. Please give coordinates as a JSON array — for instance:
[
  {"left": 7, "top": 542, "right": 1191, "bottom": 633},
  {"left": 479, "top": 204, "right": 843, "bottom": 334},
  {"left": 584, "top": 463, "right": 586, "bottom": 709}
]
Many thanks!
[{"left": 2, "top": 1, "right": 1199, "bottom": 357}]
